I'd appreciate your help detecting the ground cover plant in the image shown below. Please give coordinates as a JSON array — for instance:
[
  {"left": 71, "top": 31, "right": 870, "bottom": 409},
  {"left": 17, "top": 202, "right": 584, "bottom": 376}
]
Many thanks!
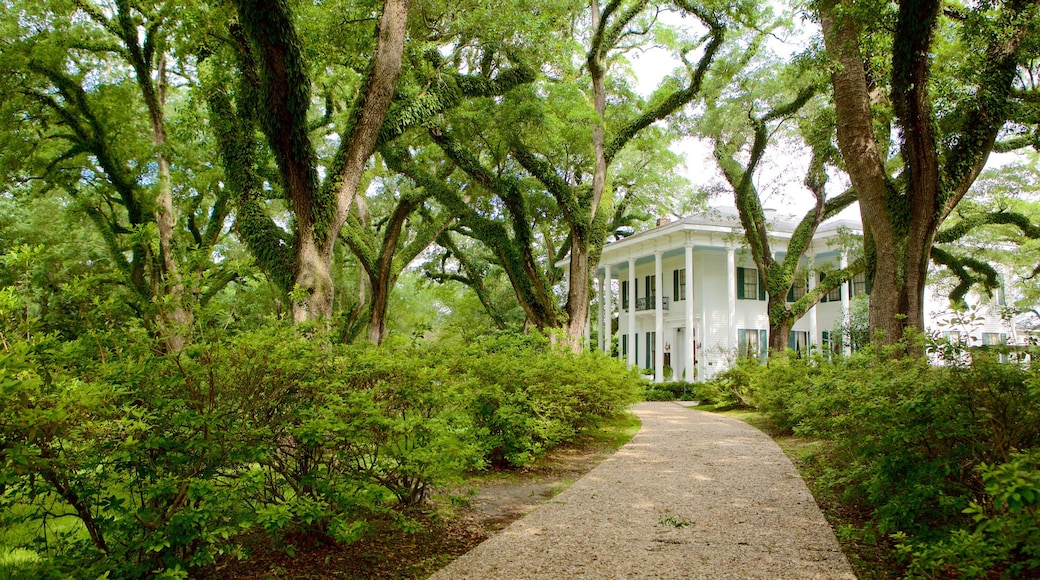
[
  {"left": 0, "top": 327, "right": 641, "bottom": 578},
  {"left": 704, "top": 336, "right": 1040, "bottom": 578}
]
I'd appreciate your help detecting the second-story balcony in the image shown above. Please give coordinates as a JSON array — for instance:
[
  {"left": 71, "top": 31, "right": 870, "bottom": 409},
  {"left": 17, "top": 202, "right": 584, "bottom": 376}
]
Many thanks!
[{"left": 634, "top": 296, "right": 669, "bottom": 311}]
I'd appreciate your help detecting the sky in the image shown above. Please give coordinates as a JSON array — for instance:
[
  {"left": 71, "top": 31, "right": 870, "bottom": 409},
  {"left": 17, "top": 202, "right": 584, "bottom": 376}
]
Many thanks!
[
  {"left": 625, "top": 8, "right": 1030, "bottom": 224},
  {"left": 624, "top": 8, "right": 848, "bottom": 221}
]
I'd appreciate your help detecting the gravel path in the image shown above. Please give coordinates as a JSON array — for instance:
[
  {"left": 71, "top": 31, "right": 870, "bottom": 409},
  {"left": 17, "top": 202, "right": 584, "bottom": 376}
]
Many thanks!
[{"left": 431, "top": 402, "right": 856, "bottom": 579}]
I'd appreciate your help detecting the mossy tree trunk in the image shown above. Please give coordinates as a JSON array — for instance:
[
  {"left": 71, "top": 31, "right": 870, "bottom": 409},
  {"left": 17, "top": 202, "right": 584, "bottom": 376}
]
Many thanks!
[
  {"left": 340, "top": 182, "right": 455, "bottom": 344},
  {"left": 712, "top": 85, "right": 861, "bottom": 356},
  {"left": 230, "top": 0, "right": 409, "bottom": 324},
  {"left": 514, "top": 0, "right": 727, "bottom": 352},
  {"left": 819, "top": 0, "right": 1037, "bottom": 346}
]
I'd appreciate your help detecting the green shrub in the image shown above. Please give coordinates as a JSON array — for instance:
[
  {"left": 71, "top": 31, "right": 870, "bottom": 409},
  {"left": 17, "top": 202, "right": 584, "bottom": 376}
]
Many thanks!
[
  {"left": 643, "top": 381, "right": 698, "bottom": 401},
  {"left": 741, "top": 335, "right": 1040, "bottom": 577},
  {"left": 897, "top": 450, "right": 1040, "bottom": 579},
  {"left": 450, "top": 331, "right": 642, "bottom": 467},
  {"left": 1, "top": 336, "right": 259, "bottom": 579},
  {"left": 700, "top": 356, "right": 773, "bottom": 408},
  {"left": 1, "top": 327, "right": 645, "bottom": 576}
]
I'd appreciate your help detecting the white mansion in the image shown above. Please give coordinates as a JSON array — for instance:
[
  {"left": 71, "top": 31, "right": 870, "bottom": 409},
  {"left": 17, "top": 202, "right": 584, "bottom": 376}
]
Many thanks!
[{"left": 587, "top": 208, "right": 1020, "bottom": 382}]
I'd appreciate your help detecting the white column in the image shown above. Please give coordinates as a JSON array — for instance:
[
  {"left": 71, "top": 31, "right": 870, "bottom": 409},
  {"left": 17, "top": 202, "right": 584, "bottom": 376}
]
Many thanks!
[
  {"left": 655, "top": 251, "right": 665, "bottom": 383},
  {"left": 603, "top": 264, "right": 613, "bottom": 354},
  {"left": 584, "top": 307, "right": 591, "bottom": 351},
  {"left": 597, "top": 272, "right": 605, "bottom": 353},
  {"left": 684, "top": 245, "right": 695, "bottom": 381},
  {"left": 808, "top": 270, "right": 818, "bottom": 348},
  {"left": 627, "top": 258, "right": 637, "bottom": 369},
  {"left": 727, "top": 247, "right": 737, "bottom": 352},
  {"left": 840, "top": 252, "right": 850, "bottom": 355}
]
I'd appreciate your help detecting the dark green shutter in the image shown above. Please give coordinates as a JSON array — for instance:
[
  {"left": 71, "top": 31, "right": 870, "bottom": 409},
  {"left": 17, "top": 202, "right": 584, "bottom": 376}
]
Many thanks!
[
  {"left": 737, "top": 267, "right": 746, "bottom": 299},
  {"left": 759, "top": 274, "right": 766, "bottom": 301},
  {"left": 673, "top": 270, "right": 680, "bottom": 301}
]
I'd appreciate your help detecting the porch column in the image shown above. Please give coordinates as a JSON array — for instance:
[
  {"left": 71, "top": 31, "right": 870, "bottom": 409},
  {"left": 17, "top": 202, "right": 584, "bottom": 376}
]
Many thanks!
[
  {"left": 840, "top": 252, "right": 850, "bottom": 355},
  {"left": 808, "top": 269, "right": 818, "bottom": 348},
  {"left": 597, "top": 272, "right": 605, "bottom": 353},
  {"left": 585, "top": 300, "right": 591, "bottom": 351},
  {"left": 727, "top": 247, "right": 737, "bottom": 351},
  {"left": 627, "top": 258, "right": 637, "bottom": 369},
  {"left": 655, "top": 250, "right": 664, "bottom": 383},
  {"left": 684, "top": 244, "right": 695, "bottom": 381},
  {"left": 603, "top": 264, "right": 613, "bottom": 354}
]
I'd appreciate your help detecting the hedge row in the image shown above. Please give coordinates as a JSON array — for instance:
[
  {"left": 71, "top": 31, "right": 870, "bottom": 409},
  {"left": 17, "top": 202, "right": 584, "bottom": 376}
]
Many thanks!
[{"left": 0, "top": 328, "right": 642, "bottom": 578}]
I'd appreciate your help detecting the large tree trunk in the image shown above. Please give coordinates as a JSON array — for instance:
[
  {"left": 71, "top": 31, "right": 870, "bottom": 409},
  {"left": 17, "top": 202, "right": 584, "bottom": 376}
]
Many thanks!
[
  {"left": 820, "top": 1, "right": 921, "bottom": 344},
  {"left": 562, "top": 0, "right": 609, "bottom": 353},
  {"left": 767, "top": 295, "right": 793, "bottom": 354},
  {"left": 148, "top": 55, "right": 192, "bottom": 351},
  {"left": 234, "top": 0, "right": 408, "bottom": 325},
  {"left": 564, "top": 233, "right": 592, "bottom": 352},
  {"left": 367, "top": 272, "right": 393, "bottom": 344},
  {"left": 291, "top": 234, "right": 335, "bottom": 324}
]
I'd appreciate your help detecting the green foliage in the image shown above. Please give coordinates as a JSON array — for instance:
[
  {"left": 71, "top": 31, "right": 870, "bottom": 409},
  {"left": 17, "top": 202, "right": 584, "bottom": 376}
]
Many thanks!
[
  {"left": 897, "top": 450, "right": 1040, "bottom": 579},
  {"left": 729, "top": 335, "right": 1040, "bottom": 577},
  {"left": 642, "top": 380, "right": 698, "bottom": 402},
  {"left": 700, "top": 355, "right": 774, "bottom": 408},
  {"left": 1, "top": 324, "right": 642, "bottom": 577},
  {"left": 448, "top": 331, "right": 643, "bottom": 467}
]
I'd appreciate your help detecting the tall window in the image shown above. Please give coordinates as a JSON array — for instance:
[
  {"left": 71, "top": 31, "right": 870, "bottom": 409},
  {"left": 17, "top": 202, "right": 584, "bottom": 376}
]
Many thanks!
[
  {"left": 621, "top": 280, "right": 629, "bottom": 309},
  {"left": 989, "top": 274, "right": 1006, "bottom": 306},
  {"left": 787, "top": 277, "right": 807, "bottom": 302},
  {"left": 983, "top": 332, "right": 1009, "bottom": 362},
  {"left": 851, "top": 271, "right": 869, "bottom": 297},
  {"left": 645, "top": 331, "right": 656, "bottom": 370},
  {"left": 737, "top": 267, "right": 764, "bottom": 300},
  {"left": 645, "top": 275, "right": 656, "bottom": 302},
  {"left": 673, "top": 269, "right": 686, "bottom": 301},
  {"left": 819, "top": 272, "right": 842, "bottom": 302},
  {"left": 738, "top": 328, "right": 767, "bottom": 361},
  {"left": 789, "top": 331, "right": 809, "bottom": 355},
  {"left": 822, "top": 330, "right": 842, "bottom": 357}
]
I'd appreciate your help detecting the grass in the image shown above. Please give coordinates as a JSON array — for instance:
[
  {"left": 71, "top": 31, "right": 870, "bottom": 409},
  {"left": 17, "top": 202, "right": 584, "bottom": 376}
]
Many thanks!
[{"left": 1, "top": 496, "right": 88, "bottom": 579}]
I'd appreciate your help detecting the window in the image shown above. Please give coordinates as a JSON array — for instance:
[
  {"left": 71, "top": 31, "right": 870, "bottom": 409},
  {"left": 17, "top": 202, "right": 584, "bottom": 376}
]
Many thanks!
[
  {"left": 738, "top": 328, "right": 767, "bottom": 361},
  {"left": 787, "top": 277, "right": 807, "bottom": 302},
  {"left": 673, "top": 269, "right": 686, "bottom": 301},
  {"left": 645, "top": 331, "right": 656, "bottom": 369},
  {"left": 621, "top": 280, "right": 629, "bottom": 309},
  {"left": 990, "top": 274, "right": 1006, "bottom": 306},
  {"left": 645, "top": 275, "right": 656, "bottom": 303},
  {"left": 822, "top": 330, "right": 842, "bottom": 356},
  {"left": 942, "top": 330, "right": 962, "bottom": 343},
  {"left": 789, "top": 331, "right": 809, "bottom": 355},
  {"left": 983, "top": 332, "right": 1010, "bottom": 362},
  {"left": 982, "top": 332, "right": 1006, "bottom": 346},
  {"left": 851, "top": 271, "right": 869, "bottom": 297},
  {"left": 819, "top": 272, "right": 842, "bottom": 302},
  {"left": 737, "top": 267, "right": 765, "bottom": 300}
]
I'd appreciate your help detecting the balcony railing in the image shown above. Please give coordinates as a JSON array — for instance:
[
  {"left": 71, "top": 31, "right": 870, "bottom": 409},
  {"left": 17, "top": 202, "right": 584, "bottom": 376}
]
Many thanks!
[{"left": 635, "top": 296, "right": 669, "bottom": 311}]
